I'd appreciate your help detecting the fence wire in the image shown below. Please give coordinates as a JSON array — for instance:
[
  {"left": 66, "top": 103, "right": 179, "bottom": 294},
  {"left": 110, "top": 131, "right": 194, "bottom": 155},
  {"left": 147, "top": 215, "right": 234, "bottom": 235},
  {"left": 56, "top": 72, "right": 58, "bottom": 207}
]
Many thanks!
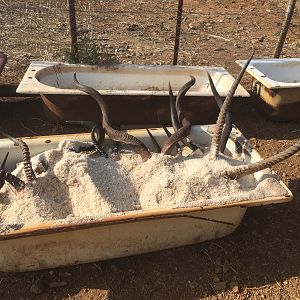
[{"left": 0, "top": 0, "right": 299, "bottom": 84}]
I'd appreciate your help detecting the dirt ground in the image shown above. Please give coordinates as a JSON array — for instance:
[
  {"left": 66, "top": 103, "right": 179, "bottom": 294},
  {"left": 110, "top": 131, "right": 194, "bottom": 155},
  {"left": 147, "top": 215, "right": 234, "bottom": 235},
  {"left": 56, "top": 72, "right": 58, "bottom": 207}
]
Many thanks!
[{"left": 0, "top": 0, "right": 300, "bottom": 299}]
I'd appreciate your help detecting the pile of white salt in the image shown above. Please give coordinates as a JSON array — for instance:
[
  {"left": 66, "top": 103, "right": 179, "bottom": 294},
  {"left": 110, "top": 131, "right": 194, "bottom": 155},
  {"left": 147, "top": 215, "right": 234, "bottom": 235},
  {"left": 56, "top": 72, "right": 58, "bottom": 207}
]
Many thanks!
[{"left": 0, "top": 140, "right": 287, "bottom": 232}]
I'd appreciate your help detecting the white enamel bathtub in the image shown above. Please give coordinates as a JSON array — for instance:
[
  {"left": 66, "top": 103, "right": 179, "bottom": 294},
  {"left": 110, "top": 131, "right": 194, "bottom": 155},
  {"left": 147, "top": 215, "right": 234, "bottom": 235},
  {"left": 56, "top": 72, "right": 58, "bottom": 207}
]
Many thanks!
[
  {"left": 0, "top": 126, "right": 292, "bottom": 272},
  {"left": 237, "top": 58, "right": 300, "bottom": 121},
  {"left": 16, "top": 62, "right": 250, "bottom": 124}
]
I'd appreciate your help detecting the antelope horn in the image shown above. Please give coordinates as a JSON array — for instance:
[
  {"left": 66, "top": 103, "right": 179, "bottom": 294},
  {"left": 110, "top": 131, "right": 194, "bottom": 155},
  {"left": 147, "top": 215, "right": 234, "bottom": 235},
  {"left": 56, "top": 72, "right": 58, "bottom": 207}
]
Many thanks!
[
  {"left": 146, "top": 128, "right": 161, "bottom": 153},
  {"left": 0, "top": 129, "right": 35, "bottom": 182},
  {"left": 73, "top": 73, "right": 151, "bottom": 162},
  {"left": 91, "top": 125, "right": 108, "bottom": 157},
  {"left": 169, "top": 82, "right": 180, "bottom": 131},
  {"left": 0, "top": 152, "right": 26, "bottom": 191},
  {"left": 207, "top": 72, "right": 232, "bottom": 153},
  {"left": 176, "top": 76, "right": 195, "bottom": 124},
  {"left": 161, "top": 77, "right": 195, "bottom": 155},
  {"left": 222, "top": 140, "right": 300, "bottom": 179},
  {"left": 209, "top": 52, "right": 254, "bottom": 160},
  {"left": 169, "top": 82, "right": 196, "bottom": 152},
  {"left": 66, "top": 120, "right": 107, "bottom": 156}
]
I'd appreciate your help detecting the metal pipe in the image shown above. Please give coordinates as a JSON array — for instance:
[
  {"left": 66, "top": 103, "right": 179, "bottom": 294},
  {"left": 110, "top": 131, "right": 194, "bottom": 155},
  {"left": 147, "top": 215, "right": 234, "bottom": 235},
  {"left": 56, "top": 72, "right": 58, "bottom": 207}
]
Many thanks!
[
  {"left": 273, "top": 0, "right": 297, "bottom": 58},
  {"left": 173, "top": 0, "right": 184, "bottom": 65}
]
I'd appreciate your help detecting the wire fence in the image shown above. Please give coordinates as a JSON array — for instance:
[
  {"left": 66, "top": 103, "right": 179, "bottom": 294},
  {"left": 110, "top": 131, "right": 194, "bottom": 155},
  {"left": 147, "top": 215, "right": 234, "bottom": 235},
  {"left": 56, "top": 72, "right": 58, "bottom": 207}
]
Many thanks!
[{"left": 0, "top": 0, "right": 299, "bottom": 84}]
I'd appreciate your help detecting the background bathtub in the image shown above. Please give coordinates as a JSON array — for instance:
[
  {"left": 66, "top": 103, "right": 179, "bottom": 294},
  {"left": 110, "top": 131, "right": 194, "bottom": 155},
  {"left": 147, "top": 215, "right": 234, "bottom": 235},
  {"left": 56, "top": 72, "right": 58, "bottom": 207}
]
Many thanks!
[
  {"left": 16, "top": 62, "right": 249, "bottom": 126},
  {"left": 0, "top": 126, "right": 292, "bottom": 272},
  {"left": 237, "top": 58, "right": 300, "bottom": 121}
]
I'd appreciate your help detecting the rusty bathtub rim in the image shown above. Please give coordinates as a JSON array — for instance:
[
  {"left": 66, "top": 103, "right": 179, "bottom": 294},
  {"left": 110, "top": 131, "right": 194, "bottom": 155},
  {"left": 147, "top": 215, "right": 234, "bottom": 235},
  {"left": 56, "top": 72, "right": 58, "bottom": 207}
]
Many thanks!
[{"left": 0, "top": 192, "right": 292, "bottom": 242}]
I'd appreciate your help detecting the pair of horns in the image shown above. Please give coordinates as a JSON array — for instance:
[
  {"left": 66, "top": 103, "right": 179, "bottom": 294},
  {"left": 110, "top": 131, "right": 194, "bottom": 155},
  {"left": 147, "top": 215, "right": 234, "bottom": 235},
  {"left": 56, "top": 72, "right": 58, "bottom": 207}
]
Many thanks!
[
  {"left": 73, "top": 74, "right": 195, "bottom": 161},
  {"left": 208, "top": 52, "right": 300, "bottom": 179}
]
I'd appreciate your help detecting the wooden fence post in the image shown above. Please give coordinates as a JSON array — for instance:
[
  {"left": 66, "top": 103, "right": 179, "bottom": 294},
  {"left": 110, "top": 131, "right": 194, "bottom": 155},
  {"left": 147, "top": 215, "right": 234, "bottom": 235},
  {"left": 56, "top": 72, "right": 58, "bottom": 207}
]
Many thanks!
[
  {"left": 173, "top": 0, "right": 184, "bottom": 65},
  {"left": 68, "top": 0, "right": 78, "bottom": 63},
  {"left": 273, "top": 0, "right": 297, "bottom": 58}
]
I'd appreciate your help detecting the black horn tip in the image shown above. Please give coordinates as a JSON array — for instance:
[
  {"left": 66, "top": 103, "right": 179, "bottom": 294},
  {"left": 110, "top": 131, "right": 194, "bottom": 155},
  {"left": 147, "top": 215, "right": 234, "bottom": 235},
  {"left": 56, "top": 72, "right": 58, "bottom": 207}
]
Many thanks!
[
  {"left": 73, "top": 72, "right": 79, "bottom": 84},
  {"left": 168, "top": 81, "right": 173, "bottom": 93},
  {"left": 189, "top": 75, "right": 196, "bottom": 83},
  {"left": 207, "top": 71, "right": 214, "bottom": 82},
  {"left": 244, "top": 51, "right": 255, "bottom": 67}
]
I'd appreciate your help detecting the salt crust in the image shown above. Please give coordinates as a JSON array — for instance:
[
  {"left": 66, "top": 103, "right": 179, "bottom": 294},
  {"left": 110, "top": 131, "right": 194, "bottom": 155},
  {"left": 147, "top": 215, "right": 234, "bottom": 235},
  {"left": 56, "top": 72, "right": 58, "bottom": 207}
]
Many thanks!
[{"left": 0, "top": 140, "right": 287, "bottom": 231}]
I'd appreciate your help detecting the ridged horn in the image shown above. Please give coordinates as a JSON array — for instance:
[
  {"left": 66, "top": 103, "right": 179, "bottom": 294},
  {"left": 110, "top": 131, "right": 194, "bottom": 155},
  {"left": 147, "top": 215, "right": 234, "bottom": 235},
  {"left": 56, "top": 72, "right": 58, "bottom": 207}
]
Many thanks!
[
  {"left": 207, "top": 72, "right": 232, "bottom": 153},
  {"left": 73, "top": 73, "right": 151, "bottom": 161},
  {"left": 209, "top": 52, "right": 254, "bottom": 160},
  {"left": 222, "top": 140, "right": 300, "bottom": 179},
  {"left": 161, "top": 77, "right": 195, "bottom": 155}
]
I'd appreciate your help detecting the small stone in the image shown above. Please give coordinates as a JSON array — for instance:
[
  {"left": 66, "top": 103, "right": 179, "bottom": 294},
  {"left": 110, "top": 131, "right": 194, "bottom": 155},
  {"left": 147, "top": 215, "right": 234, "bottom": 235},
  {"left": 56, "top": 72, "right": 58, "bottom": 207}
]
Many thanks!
[
  {"left": 49, "top": 281, "right": 67, "bottom": 288},
  {"left": 30, "top": 277, "right": 48, "bottom": 295},
  {"left": 213, "top": 276, "right": 220, "bottom": 283},
  {"left": 258, "top": 36, "right": 265, "bottom": 42},
  {"left": 188, "top": 23, "right": 198, "bottom": 30},
  {"left": 127, "top": 24, "right": 139, "bottom": 31},
  {"left": 214, "top": 281, "right": 226, "bottom": 292},
  {"left": 49, "top": 270, "right": 54, "bottom": 276},
  {"left": 58, "top": 272, "right": 72, "bottom": 278},
  {"left": 229, "top": 281, "right": 239, "bottom": 293}
]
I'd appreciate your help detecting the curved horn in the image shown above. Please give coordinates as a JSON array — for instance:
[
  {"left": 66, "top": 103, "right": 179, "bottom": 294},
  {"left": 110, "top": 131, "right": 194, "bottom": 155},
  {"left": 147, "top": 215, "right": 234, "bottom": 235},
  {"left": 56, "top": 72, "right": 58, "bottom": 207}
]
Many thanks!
[
  {"left": 176, "top": 76, "right": 196, "bottom": 124},
  {"left": 4, "top": 172, "right": 26, "bottom": 191},
  {"left": 222, "top": 140, "right": 300, "bottom": 179},
  {"left": 91, "top": 125, "right": 108, "bottom": 157},
  {"left": 161, "top": 76, "right": 195, "bottom": 155},
  {"left": 146, "top": 128, "right": 161, "bottom": 153},
  {"left": 0, "top": 129, "right": 35, "bottom": 182},
  {"left": 73, "top": 73, "right": 151, "bottom": 162},
  {"left": 169, "top": 82, "right": 180, "bottom": 131},
  {"left": 0, "top": 152, "right": 25, "bottom": 191},
  {"left": 207, "top": 72, "right": 232, "bottom": 153},
  {"left": 209, "top": 52, "right": 254, "bottom": 160},
  {"left": 168, "top": 83, "right": 194, "bottom": 153}
]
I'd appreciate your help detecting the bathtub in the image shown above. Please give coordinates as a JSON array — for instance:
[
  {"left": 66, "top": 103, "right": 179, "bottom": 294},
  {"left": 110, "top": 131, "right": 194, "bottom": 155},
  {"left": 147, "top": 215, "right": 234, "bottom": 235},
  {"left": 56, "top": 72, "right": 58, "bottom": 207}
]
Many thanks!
[
  {"left": 0, "top": 125, "right": 292, "bottom": 272},
  {"left": 236, "top": 58, "right": 300, "bottom": 121},
  {"left": 16, "top": 62, "right": 249, "bottom": 126}
]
